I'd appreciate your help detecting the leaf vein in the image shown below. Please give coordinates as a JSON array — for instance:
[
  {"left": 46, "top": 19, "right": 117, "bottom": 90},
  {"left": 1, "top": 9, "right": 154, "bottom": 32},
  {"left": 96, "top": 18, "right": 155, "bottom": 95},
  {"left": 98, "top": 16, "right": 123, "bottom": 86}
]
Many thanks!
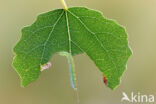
[
  {"left": 40, "top": 11, "right": 64, "bottom": 65},
  {"left": 68, "top": 10, "right": 118, "bottom": 72}
]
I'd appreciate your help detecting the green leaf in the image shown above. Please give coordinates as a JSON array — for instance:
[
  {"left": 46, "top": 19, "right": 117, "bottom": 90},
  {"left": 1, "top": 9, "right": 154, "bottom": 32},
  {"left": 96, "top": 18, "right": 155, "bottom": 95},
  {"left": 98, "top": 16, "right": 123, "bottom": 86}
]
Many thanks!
[{"left": 13, "top": 7, "right": 132, "bottom": 89}]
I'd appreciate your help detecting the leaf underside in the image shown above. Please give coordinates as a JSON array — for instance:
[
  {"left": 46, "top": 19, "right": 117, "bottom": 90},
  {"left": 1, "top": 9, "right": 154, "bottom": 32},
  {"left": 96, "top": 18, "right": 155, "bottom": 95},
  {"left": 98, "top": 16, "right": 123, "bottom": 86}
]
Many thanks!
[{"left": 13, "top": 7, "right": 132, "bottom": 89}]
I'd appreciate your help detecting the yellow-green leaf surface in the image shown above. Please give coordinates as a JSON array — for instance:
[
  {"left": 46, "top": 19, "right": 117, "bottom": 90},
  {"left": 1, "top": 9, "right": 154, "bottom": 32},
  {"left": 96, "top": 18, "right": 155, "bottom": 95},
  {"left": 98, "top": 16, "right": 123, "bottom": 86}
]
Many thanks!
[{"left": 13, "top": 7, "right": 132, "bottom": 89}]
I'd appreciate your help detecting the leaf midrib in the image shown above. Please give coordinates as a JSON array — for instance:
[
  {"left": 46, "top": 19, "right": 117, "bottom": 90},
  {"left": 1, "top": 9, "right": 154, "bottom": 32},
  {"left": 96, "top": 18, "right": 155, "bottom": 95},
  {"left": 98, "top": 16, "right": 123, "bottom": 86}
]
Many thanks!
[{"left": 65, "top": 10, "right": 72, "bottom": 54}]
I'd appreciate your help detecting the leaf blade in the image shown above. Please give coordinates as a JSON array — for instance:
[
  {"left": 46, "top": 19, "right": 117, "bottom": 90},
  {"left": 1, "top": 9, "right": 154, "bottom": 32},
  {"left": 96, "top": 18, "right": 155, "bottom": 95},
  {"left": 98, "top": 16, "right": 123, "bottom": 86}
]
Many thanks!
[{"left": 13, "top": 7, "right": 132, "bottom": 89}]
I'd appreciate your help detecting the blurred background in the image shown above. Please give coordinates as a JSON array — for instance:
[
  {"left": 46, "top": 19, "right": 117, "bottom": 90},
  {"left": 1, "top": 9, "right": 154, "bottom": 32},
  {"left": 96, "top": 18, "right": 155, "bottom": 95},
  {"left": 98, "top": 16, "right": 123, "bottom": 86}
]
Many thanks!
[{"left": 0, "top": 0, "right": 156, "bottom": 104}]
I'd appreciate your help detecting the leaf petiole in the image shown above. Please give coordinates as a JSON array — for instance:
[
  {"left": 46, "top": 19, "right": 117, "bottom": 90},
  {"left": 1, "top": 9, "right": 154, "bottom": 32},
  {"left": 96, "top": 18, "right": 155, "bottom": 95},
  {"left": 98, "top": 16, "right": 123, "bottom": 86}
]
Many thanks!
[{"left": 60, "top": 0, "right": 68, "bottom": 10}]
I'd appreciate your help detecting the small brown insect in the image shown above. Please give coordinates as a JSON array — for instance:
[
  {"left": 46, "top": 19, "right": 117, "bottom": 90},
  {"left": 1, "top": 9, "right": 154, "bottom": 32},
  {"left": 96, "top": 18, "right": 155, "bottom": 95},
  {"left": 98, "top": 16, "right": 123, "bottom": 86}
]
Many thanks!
[{"left": 103, "top": 75, "right": 107, "bottom": 85}]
